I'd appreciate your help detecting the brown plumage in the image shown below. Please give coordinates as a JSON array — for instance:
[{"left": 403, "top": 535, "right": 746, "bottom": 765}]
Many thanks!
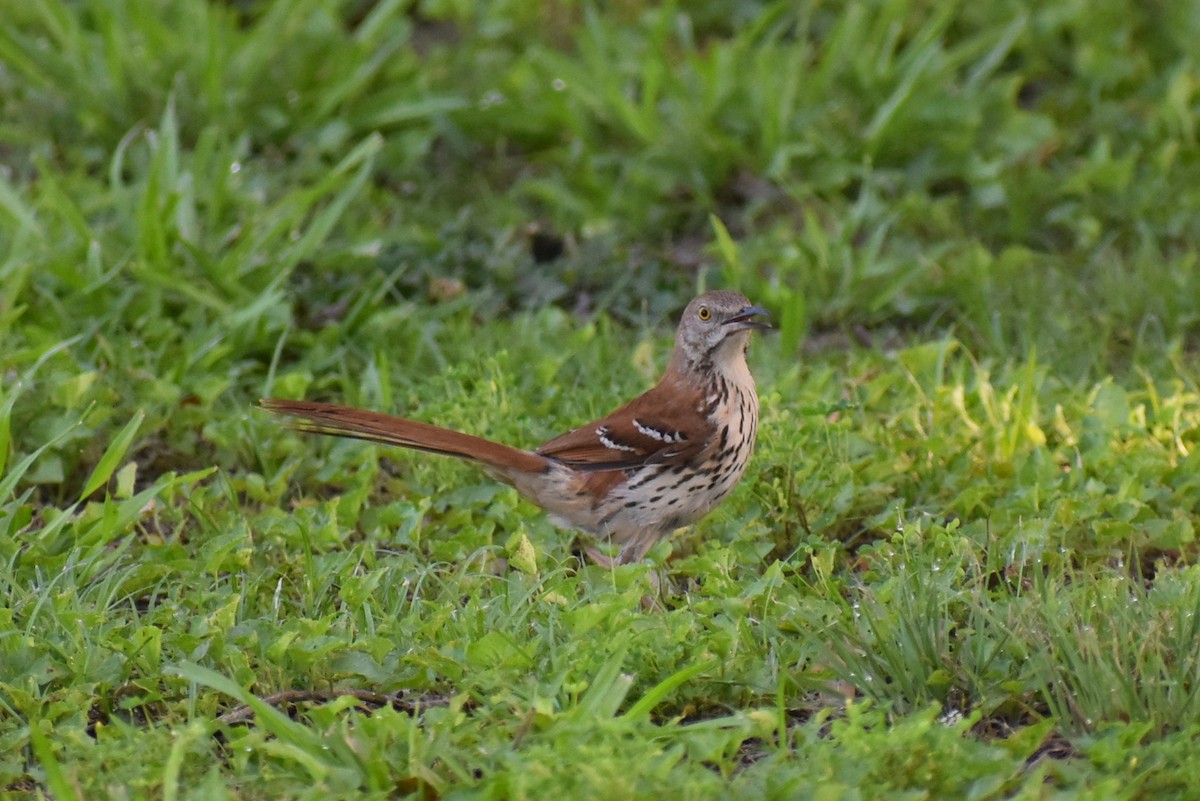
[{"left": 261, "top": 290, "right": 769, "bottom": 565}]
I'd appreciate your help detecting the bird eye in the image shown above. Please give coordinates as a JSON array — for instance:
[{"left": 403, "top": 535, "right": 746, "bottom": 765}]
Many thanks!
[{"left": 697, "top": 306, "right": 712, "bottom": 321}]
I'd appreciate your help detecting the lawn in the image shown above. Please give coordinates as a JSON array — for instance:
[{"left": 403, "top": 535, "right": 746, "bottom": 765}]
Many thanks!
[{"left": 3, "top": 0, "right": 1200, "bottom": 798}]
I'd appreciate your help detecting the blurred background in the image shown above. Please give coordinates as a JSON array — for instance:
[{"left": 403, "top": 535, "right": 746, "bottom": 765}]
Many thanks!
[{"left": 5, "top": 2, "right": 1198, "bottom": 425}]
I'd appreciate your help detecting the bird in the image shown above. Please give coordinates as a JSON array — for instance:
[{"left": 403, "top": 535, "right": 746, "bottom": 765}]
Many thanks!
[{"left": 260, "top": 290, "right": 769, "bottom": 566}]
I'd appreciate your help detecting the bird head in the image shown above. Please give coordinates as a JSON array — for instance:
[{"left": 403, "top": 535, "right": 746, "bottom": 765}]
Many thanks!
[{"left": 673, "top": 290, "right": 770, "bottom": 375}]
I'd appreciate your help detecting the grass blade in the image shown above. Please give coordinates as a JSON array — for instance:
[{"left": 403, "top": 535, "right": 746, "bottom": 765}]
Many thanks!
[
  {"left": 29, "top": 722, "right": 81, "bottom": 801},
  {"left": 80, "top": 409, "right": 144, "bottom": 500},
  {"left": 623, "top": 660, "right": 716, "bottom": 722}
]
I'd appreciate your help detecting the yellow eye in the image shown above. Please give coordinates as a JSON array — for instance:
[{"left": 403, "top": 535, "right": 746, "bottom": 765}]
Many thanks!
[{"left": 697, "top": 306, "right": 712, "bottom": 321}]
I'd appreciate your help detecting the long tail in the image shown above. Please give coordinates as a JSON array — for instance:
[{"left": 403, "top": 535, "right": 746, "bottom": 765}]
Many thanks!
[{"left": 259, "top": 399, "right": 550, "bottom": 475}]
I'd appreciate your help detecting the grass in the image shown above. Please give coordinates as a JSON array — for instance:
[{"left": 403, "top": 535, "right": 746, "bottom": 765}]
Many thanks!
[{"left": 3, "top": 0, "right": 1200, "bottom": 798}]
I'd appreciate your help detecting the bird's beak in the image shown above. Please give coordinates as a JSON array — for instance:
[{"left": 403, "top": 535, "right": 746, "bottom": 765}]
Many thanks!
[{"left": 724, "top": 304, "right": 771, "bottom": 331}]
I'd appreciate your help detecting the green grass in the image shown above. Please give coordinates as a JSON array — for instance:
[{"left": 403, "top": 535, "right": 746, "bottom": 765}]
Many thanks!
[{"left": 4, "top": 0, "right": 1200, "bottom": 798}]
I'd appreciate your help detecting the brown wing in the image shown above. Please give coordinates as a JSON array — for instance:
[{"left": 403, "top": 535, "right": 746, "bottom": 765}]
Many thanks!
[{"left": 536, "top": 377, "right": 715, "bottom": 472}]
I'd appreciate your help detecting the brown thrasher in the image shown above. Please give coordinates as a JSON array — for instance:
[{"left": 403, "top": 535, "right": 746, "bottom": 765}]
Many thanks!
[{"left": 261, "top": 290, "right": 769, "bottom": 566}]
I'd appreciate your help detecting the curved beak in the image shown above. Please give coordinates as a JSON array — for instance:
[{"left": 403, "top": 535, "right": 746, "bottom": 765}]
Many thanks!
[{"left": 724, "top": 304, "right": 771, "bottom": 331}]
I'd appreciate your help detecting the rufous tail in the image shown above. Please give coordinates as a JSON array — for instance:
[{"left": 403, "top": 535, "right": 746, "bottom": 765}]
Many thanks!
[{"left": 259, "top": 399, "right": 549, "bottom": 474}]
